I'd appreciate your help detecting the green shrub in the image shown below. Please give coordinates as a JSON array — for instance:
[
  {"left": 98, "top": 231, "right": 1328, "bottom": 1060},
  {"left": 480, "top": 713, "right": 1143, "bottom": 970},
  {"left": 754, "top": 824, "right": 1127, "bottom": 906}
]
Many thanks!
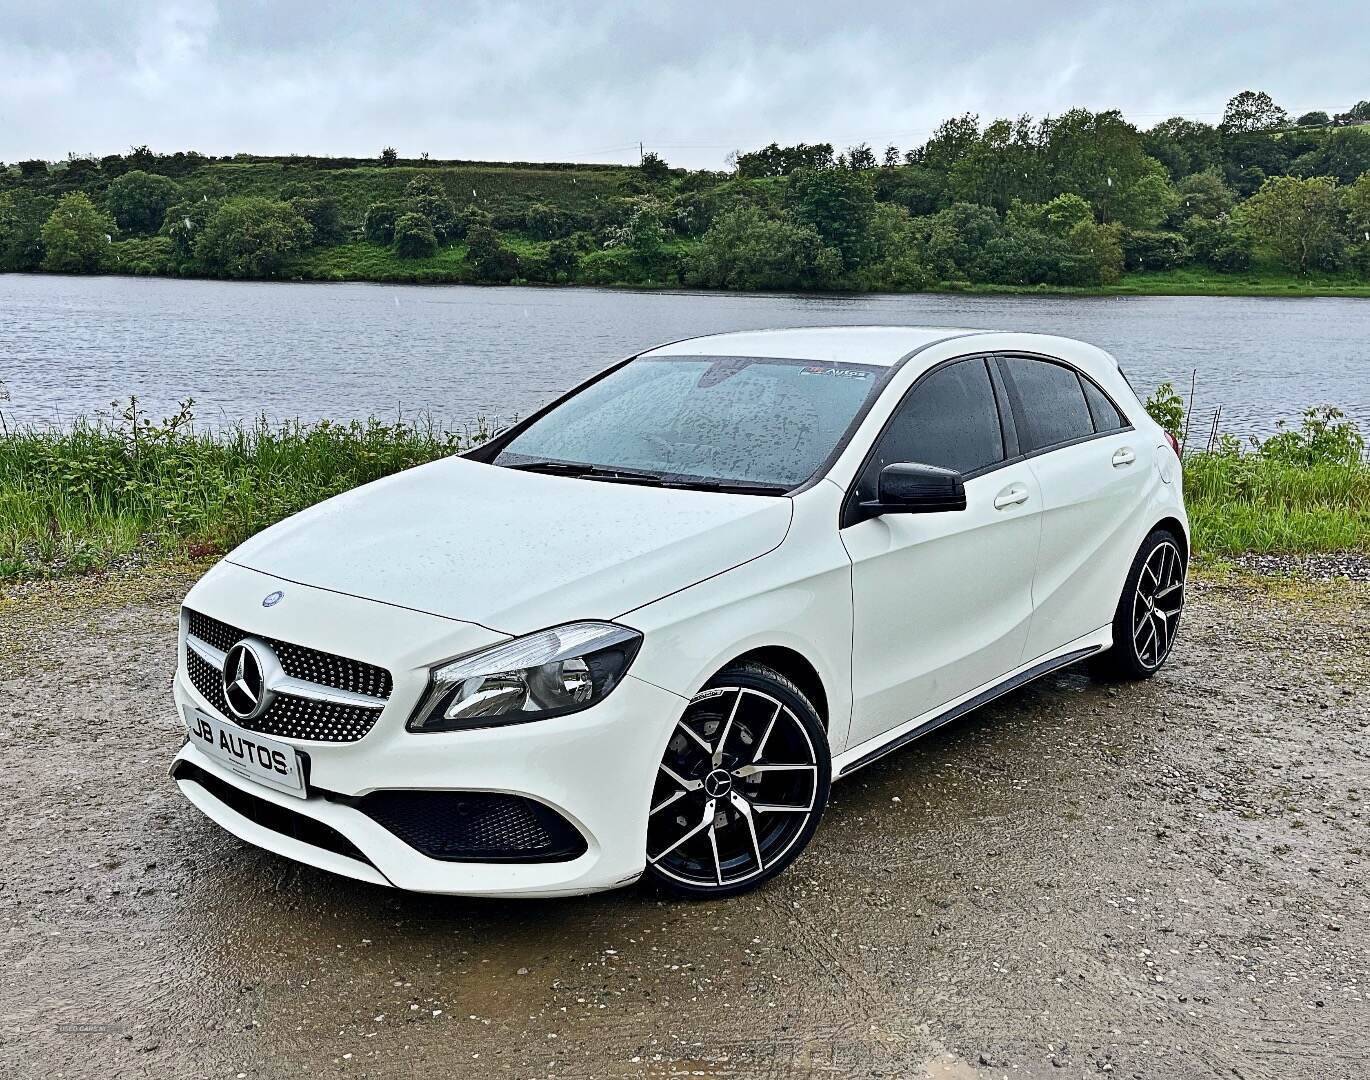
[
  {"left": 686, "top": 205, "right": 841, "bottom": 290},
  {"left": 404, "top": 175, "right": 458, "bottom": 240},
  {"left": 1257, "top": 406, "right": 1365, "bottom": 467},
  {"left": 160, "top": 199, "right": 214, "bottom": 260},
  {"left": 1122, "top": 229, "right": 1190, "bottom": 272},
  {"left": 363, "top": 201, "right": 400, "bottom": 244},
  {"left": 545, "top": 237, "right": 582, "bottom": 281},
  {"left": 465, "top": 225, "right": 520, "bottom": 281},
  {"left": 393, "top": 212, "right": 437, "bottom": 258},
  {"left": 105, "top": 169, "right": 180, "bottom": 234},
  {"left": 785, "top": 166, "right": 876, "bottom": 269},
  {"left": 1180, "top": 214, "right": 1253, "bottom": 271},
  {"left": 41, "top": 192, "right": 115, "bottom": 272},
  {"left": 577, "top": 245, "right": 638, "bottom": 285},
  {"left": 194, "top": 197, "right": 312, "bottom": 277},
  {"left": 0, "top": 189, "right": 52, "bottom": 270},
  {"left": 454, "top": 206, "right": 493, "bottom": 239},
  {"left": 524, "top": 202, "right": 572, "bottom": 240},
  {"left": 1143, "top": 381, "right": 1185, "bottom": 440},
  {"left": 110, "top": 235, "right": 176, "bottom": 275},
  {"left": 289, "top": 192, "right": 346, "bottom": 245},
  {"left": 917, "top": 202, "right": 1001, "bottom": 280}
]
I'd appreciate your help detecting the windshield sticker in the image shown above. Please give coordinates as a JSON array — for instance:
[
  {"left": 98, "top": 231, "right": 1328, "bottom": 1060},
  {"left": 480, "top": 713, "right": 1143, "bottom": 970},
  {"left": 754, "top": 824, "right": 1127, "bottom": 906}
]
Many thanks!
[{"left": 800, "top": 365, "right": 871, "bottom": 379}]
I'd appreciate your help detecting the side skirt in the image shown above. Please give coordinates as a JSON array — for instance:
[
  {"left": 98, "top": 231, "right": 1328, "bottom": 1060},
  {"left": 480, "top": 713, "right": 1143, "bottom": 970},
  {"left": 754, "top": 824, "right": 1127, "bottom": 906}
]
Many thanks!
[{"left": 835, "top": 642, "right": 1104, "bottom": 778}]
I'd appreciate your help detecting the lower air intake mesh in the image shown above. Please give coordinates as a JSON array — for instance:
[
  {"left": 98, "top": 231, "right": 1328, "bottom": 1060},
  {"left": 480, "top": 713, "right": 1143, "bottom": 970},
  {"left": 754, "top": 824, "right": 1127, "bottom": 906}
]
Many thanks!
[{"left": 356, "top": 790, "right": 588, "bottom": 863}]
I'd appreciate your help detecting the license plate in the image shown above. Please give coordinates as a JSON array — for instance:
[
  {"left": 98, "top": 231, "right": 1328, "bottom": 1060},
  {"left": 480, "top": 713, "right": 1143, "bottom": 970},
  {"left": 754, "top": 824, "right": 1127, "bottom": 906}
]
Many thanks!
[{"left": 184, "top": 706, "right": 306, "bottom": 799}]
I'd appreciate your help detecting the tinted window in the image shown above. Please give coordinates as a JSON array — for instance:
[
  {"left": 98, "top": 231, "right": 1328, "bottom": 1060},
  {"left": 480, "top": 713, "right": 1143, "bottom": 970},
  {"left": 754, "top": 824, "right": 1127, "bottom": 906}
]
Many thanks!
[
  {"left": 857, "top": 358, "right": 1004, "bottom": 500},
  {"left": 1082, "top": 377, "right": 1127, "bottom": 432},
  {"left": 496, "top": 355, "right": 883, "bottom": 489},
  {"left": 1003, "top": 357, "right": 1094, "bottom": 451}
]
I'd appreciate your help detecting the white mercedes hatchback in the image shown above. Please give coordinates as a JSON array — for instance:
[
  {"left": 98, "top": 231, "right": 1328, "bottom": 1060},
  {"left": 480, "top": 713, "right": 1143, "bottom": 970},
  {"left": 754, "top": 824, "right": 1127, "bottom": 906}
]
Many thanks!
[{"left": 171, "top": 326, "right": 1187, "bottom": 899}]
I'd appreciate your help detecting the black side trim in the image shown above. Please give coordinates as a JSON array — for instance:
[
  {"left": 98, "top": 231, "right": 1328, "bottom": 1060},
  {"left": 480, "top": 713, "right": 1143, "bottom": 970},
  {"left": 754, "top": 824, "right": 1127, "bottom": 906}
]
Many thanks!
[
  {"left": 837, "top": 645, "right": 1101, "bottom": 777},
  {"left": 986, "top": 358, "right": 1022, "bottom": 460},
  {"left": 171, "top": 759, "right": 377, "bottom": 870}
]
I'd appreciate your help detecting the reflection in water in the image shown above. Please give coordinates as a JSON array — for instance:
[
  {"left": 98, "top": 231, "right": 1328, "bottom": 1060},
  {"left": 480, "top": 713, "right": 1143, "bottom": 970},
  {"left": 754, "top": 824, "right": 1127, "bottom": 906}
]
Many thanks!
[{"left": 3, "top": 275, "right": 1367, "bottom": 439}]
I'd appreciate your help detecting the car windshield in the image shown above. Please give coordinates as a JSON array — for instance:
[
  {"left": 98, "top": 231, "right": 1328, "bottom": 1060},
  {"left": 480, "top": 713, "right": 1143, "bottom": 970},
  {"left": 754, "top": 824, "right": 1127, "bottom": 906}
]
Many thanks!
[{"left": 494, "top": 355, "right": 885, "bottom": 491}]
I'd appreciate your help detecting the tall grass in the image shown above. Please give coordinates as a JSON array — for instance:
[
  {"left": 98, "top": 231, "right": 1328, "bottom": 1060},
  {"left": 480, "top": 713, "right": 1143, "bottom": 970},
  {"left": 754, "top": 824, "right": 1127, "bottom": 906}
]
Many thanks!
[
  {"left": 1184, "top": 455, "right": 1370, "bottom": 554},
  {"left": 1162, "top": 402, "right": 1369, "bottom": 555},
  {"left": 0, "top": 398, "right": 485, "bottom": 578},
  {"left": 1, "top": 398, "right": 1366, "bottom": 580}
]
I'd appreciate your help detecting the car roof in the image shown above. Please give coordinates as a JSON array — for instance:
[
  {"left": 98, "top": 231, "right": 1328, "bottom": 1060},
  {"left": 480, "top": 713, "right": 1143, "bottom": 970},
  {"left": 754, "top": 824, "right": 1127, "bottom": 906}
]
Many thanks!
[
  {"left": 642, "top": 324, "right": 1028, "bottom": 367},
  {"left": 640, "top": 325, "right": 990, "bottom": 366},
  {"left": 639, "top": 324, "right": 1124, "bottom": 374}
]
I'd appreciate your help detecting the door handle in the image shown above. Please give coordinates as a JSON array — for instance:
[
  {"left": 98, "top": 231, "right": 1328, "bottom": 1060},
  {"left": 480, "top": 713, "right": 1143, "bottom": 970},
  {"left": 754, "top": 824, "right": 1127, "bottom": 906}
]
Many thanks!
[
  {"left": 993, "top": 484, "right": 1029, "bottom": 510},
  {"left": 1112, "top": 447, "right": 1137, "bottom": 467}
]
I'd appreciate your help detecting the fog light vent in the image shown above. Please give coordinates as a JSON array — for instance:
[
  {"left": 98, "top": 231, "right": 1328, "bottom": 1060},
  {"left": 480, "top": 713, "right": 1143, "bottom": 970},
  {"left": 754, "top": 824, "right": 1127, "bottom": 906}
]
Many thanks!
[{"left": 357, "top": 791, "right": 587, "bottom": 863}]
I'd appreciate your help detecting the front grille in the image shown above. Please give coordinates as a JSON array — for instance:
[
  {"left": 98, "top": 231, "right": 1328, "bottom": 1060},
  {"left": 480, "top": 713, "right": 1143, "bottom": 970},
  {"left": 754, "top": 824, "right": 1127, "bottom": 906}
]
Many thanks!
[
  {"left": 184, "top": 608, "right": 391, "bottom": 742},
  {"left": 187, "top": 609, "right": 392, "bottom": 697},
  {"left": 172, "top": 759, "right": 375, "bottom": 869},
  {"left": 355, "top": 791, "right": 588, "bottom": 863}
]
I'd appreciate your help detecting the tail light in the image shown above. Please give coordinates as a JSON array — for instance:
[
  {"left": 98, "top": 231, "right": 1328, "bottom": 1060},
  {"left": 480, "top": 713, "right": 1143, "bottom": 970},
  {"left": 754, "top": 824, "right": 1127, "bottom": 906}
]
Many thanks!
[{"left": 1164, "top": 431, "right": 1181, "bottom": 459}]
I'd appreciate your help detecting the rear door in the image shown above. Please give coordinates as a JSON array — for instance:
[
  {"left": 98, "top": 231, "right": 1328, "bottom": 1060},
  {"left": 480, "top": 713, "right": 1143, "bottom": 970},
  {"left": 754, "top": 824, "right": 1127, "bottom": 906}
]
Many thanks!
[
  {"left": 997, "top": 355, "right": 1149, "bottom": 660},
  {"left": 842, "top": 357, "right": 1042, "bottom": 748}
]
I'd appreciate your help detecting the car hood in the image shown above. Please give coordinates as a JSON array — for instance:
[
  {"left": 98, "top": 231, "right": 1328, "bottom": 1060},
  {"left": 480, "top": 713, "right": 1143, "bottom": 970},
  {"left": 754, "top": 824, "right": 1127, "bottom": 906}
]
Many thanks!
[{"left": 226, "top": 456, "right": 793, "bottom": 634}]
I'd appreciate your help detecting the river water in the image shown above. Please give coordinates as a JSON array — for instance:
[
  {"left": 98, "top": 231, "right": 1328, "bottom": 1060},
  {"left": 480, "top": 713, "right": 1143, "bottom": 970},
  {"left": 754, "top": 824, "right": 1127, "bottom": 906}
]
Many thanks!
[{"left": 2, "top": 274, "right": 1366, "bottom": 439}]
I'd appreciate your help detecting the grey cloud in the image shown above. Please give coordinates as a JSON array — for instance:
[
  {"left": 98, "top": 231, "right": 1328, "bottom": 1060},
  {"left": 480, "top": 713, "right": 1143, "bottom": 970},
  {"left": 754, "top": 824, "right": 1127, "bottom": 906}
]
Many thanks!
[{"left": 1, "top": 0, "right": 1366, "bottom": 167}]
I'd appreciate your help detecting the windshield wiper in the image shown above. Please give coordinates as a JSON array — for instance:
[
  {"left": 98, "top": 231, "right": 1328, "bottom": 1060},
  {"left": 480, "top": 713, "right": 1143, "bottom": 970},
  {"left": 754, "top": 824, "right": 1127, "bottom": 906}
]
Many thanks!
[
  {"left": 661, "top": 479, "right": 789, "bottom": 496},
  {"left": 505, "top": 460, "right": 787, "bottom": 496},
  {"left": 505, "top": 460, "right": 669, "bottom": 484}
]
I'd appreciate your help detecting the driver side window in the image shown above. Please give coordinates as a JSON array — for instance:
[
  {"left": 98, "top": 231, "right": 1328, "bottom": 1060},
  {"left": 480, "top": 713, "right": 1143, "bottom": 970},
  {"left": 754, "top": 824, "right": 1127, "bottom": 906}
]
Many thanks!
[{"left": 855, "top": 357, "right": 1007, "bottom": 503}]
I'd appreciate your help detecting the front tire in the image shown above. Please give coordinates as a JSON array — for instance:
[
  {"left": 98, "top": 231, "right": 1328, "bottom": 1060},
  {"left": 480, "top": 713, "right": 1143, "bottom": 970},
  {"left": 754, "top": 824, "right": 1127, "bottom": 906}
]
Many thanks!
[
  {"left": 1097, "top": 528, "right": 1187, "bottom": 680},
  {"left": 645, "top": 662, "right": 831, "bottom": 899}
]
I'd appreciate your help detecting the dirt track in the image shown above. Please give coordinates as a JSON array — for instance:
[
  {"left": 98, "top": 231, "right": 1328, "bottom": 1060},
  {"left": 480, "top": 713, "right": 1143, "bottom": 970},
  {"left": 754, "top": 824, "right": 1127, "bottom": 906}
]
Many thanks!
[{"left": 1, "top": 568, "right": 1367, "bottom": 1079}]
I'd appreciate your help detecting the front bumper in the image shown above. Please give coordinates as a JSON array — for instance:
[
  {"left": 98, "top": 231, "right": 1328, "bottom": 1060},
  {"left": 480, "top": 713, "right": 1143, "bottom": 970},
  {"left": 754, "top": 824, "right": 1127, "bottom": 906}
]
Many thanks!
[{"left": 171, "top": 562, "right": 689, "bottom": 897}]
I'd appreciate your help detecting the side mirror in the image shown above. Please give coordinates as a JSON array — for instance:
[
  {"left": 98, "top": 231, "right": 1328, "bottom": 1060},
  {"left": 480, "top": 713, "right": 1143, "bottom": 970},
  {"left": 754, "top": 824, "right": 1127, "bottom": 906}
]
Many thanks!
[{"left": 860, "top": 462, "right": 967, "bottom": 516}]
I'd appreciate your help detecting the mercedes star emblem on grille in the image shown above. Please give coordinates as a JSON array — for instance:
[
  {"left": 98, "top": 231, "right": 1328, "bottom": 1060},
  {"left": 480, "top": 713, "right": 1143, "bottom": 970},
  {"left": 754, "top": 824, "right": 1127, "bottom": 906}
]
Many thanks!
[{"left": 221, "top": 639, "right": 277, "bottom": 721}]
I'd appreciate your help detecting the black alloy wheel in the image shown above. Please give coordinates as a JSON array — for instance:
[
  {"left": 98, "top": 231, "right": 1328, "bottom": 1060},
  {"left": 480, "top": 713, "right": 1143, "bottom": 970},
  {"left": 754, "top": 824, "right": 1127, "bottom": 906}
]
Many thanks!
[
  {"left": 1097, "top": 528, "right": 1187, "bottom": 680},
  {"left": 645, "top": 663, "right": 830, "bottom": 898}
]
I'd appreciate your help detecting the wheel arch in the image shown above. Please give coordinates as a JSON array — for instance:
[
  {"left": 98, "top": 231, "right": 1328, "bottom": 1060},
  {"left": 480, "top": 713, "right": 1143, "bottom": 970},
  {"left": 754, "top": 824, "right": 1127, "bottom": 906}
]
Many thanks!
[
  {"left": 1152, "top": 515, "right": 1189, "bottom": 562},
  {"left": 712, "top": 646, "right": 829, "bottom": 731}
]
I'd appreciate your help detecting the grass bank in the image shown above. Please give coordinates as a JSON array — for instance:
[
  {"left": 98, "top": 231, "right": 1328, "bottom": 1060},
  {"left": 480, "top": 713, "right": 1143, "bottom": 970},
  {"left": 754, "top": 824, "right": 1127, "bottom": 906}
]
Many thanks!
[
  {"left": 949, "top": 267, "right": 1370, "bottom": 298},
  {"left": 1183, "top": 455, "right": 1370, "bottom": 553},
  {"left": 0, "top": 400, "right": 481, "bottom": 578},
  {"left": 130, "top": 240, "right": 1370, "bottom": 296},
  {"left": 1, "top": 401, "right": 1366, "bottom": 580}
]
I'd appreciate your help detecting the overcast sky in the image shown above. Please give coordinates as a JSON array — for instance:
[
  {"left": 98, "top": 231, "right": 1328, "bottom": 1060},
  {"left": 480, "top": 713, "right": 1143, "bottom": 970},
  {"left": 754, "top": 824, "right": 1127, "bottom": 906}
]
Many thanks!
[{"left": 3, "top": 1, "right": 1367, "bottom": 168}]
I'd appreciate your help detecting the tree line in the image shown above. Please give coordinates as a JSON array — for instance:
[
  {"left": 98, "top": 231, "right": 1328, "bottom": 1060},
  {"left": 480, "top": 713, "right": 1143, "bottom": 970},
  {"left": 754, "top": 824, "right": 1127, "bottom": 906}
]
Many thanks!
[{"left": 2, "top": 90, "right": 1369, "bottom": 290}]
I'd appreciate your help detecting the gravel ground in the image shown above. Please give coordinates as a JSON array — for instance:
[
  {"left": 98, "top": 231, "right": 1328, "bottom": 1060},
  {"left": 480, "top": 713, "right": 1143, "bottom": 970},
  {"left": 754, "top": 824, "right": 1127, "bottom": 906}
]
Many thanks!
[
  {"left": 0, "top": 568, "right": 1367, "bottom": 1080},
  {"left": 1225, "top": 552, "right": 1370, "bottom": 583}
]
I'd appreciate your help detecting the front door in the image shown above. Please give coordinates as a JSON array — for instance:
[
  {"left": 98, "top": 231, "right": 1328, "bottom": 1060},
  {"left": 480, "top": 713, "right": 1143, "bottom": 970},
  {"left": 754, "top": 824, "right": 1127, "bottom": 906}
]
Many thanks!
[{"left": 842, "top": 357, "right": 1042, "bottom": 749}]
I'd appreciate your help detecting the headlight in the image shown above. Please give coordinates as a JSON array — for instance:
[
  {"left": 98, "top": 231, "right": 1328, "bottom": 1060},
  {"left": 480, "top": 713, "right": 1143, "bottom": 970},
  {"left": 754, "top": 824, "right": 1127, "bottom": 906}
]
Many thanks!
[{"left": 407, "top": 622, "right": 643, "bottom": 732}]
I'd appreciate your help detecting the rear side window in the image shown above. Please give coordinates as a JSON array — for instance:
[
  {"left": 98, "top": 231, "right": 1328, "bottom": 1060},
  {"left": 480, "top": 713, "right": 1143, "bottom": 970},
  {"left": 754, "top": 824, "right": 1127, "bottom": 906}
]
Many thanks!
[
  {"left": 1002, "top": 357, "right": 1094, "bottom": 451},
  {"left": 857, "top": 358, "right": 1004, "bottom": 499},
  {"left": 1081, "top": 377, "right": 1127, "bottom": 432}
]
